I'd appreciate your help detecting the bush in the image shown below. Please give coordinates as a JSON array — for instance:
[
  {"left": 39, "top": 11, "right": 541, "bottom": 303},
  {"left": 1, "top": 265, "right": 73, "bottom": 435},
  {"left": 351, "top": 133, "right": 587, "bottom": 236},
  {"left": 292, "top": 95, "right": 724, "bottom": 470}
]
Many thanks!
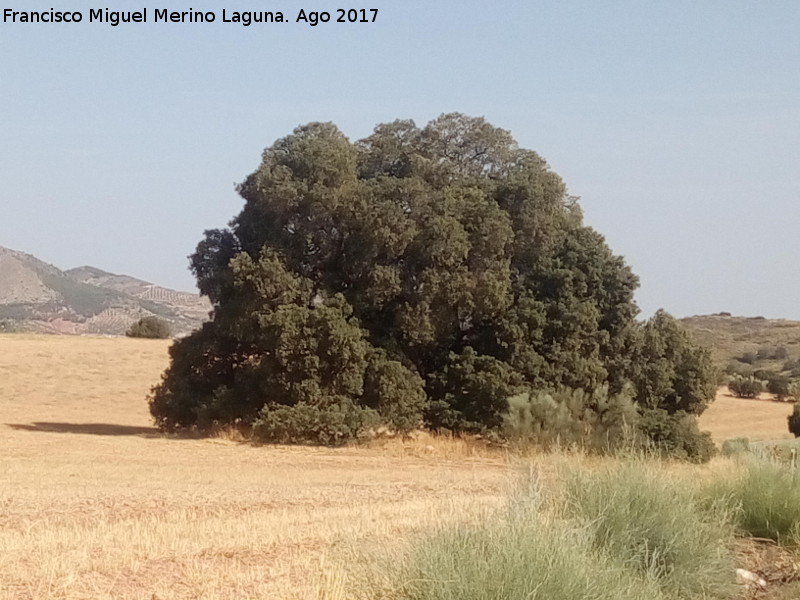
[
  {"left": 252, "top": 401, "right": 379, "bottom": 446},
  {"left": 502, "top": 385, "right": 640, "bottom": 452},
  {"left": 789, "top": 403, "right": 800, "bottom": 437},
  {"left": 721, "top": 437, "right": 751, "bottom": 456},
  {"left": 767, "top": 374, "right": 793, "bottom": 400},
  {"left": 126, "top": 316, "right": 171, "bottom": 339},
  {"left": 727, "top": 374, "right": 764, "bottom": 398},
  {"left": 739, "top": 351, "right": 758, "bottom": 365},
  {"left": 724, "top": 361, "right": 754, "bottom": 378},
  {"left": 638, "top": 408, "right": 716, "bottom": 463},
  {"left": 627, "top": 310, "right": 717, "bottom": 416},
  {"left": 783, "top": 358, "right": 800, "bottom": 372},
  {"left": 361, "top": 350, "right": 426, "bottom": 435}
]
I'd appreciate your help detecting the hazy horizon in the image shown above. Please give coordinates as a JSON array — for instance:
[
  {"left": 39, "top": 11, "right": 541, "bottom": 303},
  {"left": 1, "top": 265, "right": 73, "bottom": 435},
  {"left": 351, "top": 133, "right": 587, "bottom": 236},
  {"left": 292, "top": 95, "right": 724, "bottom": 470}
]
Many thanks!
[{"left": 2, "top": 1, "right": 798, "bottom": 319}]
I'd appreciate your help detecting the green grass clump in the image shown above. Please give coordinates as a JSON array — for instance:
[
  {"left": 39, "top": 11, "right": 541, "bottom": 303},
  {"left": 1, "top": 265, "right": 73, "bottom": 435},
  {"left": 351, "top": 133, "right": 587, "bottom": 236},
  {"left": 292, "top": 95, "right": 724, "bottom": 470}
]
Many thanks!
[
  {"left": 368, "top": 457, "right": 740, "bottom": 600},
  {"left": 378, "top": 509, "right": 662, "bottom": 600},
  {"left": 703, "top": 459, "right": 800, "bottom": 544},
  {"left": 563, "top": 459, "right": 736, "bottom": 599}
]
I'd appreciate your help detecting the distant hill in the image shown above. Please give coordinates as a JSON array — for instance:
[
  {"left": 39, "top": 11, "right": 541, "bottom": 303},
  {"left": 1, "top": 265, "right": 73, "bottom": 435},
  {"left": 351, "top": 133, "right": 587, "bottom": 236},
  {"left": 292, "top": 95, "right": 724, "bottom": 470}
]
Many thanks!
[
  {"left": 0, "top": 246, "right": 210, "bottom": 336},
  {"left": 680, "top": 314, "right": 800, "bottom": 374}
]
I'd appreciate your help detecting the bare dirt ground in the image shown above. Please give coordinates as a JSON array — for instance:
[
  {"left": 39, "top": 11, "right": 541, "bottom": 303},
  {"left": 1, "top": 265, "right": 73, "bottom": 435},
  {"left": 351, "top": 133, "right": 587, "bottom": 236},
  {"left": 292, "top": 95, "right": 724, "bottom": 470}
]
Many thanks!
[
  {"left": 0, "top": 335, "right": 508, "bottom": 600},
  {"left": 699, "top": 387, "right": 795, "bottom": 444}
]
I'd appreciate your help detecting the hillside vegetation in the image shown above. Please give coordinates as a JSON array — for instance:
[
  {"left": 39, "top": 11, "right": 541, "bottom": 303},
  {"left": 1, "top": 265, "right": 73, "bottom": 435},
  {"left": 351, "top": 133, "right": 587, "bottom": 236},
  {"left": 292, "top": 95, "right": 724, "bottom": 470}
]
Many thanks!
[
  {"left": 0, "top": 246, "right": 209, "bottom": 336},
  {"left": 681, "top": 314, "right": 800, "bottom": 370}
]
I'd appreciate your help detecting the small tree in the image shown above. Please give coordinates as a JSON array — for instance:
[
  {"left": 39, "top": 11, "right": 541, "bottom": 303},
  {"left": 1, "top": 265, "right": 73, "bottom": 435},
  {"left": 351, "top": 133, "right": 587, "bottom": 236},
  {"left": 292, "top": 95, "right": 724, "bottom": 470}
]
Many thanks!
[
  {"left": 127, "top": 316, "right": 171, "bottom": 339},
  {"left": 764, "top": 373, "right": 792, "bottom": 400},
  {"left": 728, "top": 374, "right": 764, "bottom": 399}
]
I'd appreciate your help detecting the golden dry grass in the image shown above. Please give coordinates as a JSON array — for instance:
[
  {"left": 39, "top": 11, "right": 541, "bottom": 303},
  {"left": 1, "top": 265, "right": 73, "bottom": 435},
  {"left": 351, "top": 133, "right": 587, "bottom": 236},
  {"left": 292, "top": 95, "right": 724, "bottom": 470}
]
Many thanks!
[
  {"left": 2, "top": 334, "right": 792, "bottom": 599},
  {"left": 699, "top": 387, "right": 796, "bottom": 444},
  {"left": 0, "top": 334, "right": 508, "bottom": 600}
]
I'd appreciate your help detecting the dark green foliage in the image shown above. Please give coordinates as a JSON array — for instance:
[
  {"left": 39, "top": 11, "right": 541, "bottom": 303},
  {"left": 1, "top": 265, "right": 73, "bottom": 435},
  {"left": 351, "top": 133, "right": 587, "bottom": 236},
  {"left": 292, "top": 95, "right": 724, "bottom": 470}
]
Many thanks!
[
  {"left": 126, "top": 316, "right": 171, "bottom": 339},
  {"left": 765, "top": 373, "right": 792, "bottom": 399},
  {"left": 426, "top": 347, "right": 525, "bottom": 433},
  {"left": 361, "top": 350, "right": 427, "bottom": 435},
  {"left": 626, "top": 310, "right": 716, "bottom": 415},
  {"left": 638, "top": 408, "right": 716, "bottom": 463},
  {"left": 789, "top": 404, "right": 800, "bottom": 438},
  {"left": 252, "top": 401, "right": 379, "bottom": 446},
  {"left": 728, "top": 374, "right": 764, "bottom": 398},
  {"left": 150, "top": 114, "right": 715, "bottom": 451}
]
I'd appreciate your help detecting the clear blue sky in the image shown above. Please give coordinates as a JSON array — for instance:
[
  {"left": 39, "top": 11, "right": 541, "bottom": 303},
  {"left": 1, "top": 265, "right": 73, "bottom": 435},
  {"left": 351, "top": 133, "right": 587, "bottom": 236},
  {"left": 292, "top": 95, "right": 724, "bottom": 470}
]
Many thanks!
[{"left": 1, "top": 1, "right": 798, "bottom": 319}]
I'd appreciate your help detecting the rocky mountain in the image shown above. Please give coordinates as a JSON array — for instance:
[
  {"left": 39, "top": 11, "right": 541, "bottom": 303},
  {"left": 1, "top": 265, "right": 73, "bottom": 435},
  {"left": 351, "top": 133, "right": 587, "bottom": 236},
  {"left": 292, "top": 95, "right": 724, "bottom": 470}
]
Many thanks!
[{"left": 0, "top": 245, "right": 210, "bottom": 336}]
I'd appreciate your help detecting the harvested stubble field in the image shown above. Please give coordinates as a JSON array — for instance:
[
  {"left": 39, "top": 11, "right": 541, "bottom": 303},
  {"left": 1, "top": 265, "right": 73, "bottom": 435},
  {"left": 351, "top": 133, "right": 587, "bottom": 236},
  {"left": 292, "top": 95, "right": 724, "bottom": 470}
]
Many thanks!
[
  {"left": 2, "top": 334, "right": 797, "bottom": 600},
  {"left": 699, "top": 388, "right": 796, "bottom": 444},
  {"left": 0, "top": 335, "right": 508, "bottom": 599}
]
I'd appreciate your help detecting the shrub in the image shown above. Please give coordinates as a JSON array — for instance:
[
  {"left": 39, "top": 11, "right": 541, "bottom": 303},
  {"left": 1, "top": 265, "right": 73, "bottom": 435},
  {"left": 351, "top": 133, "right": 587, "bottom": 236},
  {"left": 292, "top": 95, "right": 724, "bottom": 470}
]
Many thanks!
[
  {"left": 727, "top": 374, "right": 764, "bottom": 398},
  {"left": 739, "top": 351, "right": 758, "bottom": 365},
  {"left": 252, "top": 401, "right": 379, "bottom": 446},
  {"left": 767, "top": 374, "right": 793, "bottom": 400},
  {"left": 721, "top": 437, "right": 751, "bottom": 456},
  {"left": 627, "top": 310, "right": 716, "bottom": 416},
  {"left": 126, "top": 316, "right": 171, "bottom": 339},
  {"left": 783, "top": 358, "right": 800, "bottom": 372},
  {"left": 789, "top": 404, "right": 800, "bottom": 437},
  {"left": 724, "top": 361, "right": 754, "bottom": 378},
  {"left": 638, "top": 408, "right": 716, "bottom": 463},
  {"left": 502, "top": 385, "right": 640, "bottom": 452},
  {"left": 756, "top": 345, "right": 789, "bottom": 361},
  {"left": 361, "top": 350, "right": 426, "bottom": 435},
  {"left": 564, "top": 460, "right": 735, "bottom": 599}
]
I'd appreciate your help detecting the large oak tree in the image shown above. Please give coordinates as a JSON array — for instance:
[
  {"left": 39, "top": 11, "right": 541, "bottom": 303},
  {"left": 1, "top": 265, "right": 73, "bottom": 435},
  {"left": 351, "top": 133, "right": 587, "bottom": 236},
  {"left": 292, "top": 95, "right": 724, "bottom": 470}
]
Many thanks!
[{"left": 149, "top": 114, "right": 714, "bottom": 456}]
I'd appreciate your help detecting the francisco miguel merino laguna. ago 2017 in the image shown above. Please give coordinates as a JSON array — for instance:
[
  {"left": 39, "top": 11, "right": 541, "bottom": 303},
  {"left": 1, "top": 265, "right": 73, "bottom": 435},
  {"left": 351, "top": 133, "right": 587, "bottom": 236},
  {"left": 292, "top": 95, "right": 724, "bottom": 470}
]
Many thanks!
[{"left": 2, "top": 7, "right": 379, "bottom": 26}]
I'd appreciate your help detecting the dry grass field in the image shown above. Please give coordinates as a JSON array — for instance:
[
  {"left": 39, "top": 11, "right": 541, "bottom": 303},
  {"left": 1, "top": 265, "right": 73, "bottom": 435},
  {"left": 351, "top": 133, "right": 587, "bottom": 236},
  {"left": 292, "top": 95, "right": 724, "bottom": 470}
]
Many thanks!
[
  {"left": 2, "top": 334, "right": 797, "bottom": 599},
  {"left": 0, "top": 334, "right": 508, "bottom": 600},
  {"left": 699, "top": 388, "right": 795, "bottom": 444}
]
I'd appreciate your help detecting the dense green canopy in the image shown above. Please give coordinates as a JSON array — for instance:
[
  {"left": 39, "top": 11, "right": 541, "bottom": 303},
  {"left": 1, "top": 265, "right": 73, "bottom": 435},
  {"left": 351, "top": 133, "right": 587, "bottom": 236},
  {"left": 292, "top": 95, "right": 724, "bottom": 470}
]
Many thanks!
[{"left": 149, "top": 114, "right": 715, "bottom": 456}]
